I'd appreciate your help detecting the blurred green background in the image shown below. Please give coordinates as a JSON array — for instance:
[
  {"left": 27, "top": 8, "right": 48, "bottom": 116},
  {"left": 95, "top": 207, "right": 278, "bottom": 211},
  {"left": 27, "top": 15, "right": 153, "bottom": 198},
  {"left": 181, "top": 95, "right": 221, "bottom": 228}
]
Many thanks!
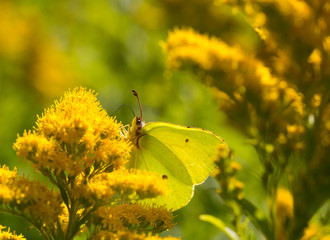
[{"left": 0, "top": 1, "right": 265, "bottom": 239}]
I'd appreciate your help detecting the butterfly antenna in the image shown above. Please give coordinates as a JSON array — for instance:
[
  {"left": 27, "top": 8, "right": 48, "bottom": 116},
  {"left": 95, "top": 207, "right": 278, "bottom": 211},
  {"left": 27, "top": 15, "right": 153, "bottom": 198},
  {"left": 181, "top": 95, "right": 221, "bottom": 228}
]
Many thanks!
[
  {"left": 132, "top": 90, "right": 143, "bottom": 119},
  {"left": 110, "top": 104, "right": 135, "bottom": 117}
]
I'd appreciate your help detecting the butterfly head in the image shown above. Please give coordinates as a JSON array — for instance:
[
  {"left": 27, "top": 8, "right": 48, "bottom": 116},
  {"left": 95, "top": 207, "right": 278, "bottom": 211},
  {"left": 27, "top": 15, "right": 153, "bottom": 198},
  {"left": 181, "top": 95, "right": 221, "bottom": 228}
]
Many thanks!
[
  {"left": 126, "top": 116, "right": 145, "bottom": 148},
  {"left": 126, "top": 90, "right": 146, "bottom": 148},
  {"left": 134, "top": 115, "right": 145, "bottom": 134}
]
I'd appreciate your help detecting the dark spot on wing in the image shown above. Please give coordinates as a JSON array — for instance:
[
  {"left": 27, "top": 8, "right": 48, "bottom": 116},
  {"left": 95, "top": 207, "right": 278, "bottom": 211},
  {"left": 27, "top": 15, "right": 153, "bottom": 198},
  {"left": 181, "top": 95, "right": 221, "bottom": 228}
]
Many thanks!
[
  {"left": 162, "top": 175, "right": 168, "bottom": 180},
  {"left": 187, "top": 126, "right": 190, "bottom": 128},
  {"left": 185, "top": 138, "right": 189, "bottom": 143}
]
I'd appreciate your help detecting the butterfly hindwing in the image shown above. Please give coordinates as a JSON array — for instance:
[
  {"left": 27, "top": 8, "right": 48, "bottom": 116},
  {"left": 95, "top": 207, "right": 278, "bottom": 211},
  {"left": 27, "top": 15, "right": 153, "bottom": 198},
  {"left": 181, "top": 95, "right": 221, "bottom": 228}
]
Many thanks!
[{"left": 129, "top": 134, "right": 193, "bottom": 210}]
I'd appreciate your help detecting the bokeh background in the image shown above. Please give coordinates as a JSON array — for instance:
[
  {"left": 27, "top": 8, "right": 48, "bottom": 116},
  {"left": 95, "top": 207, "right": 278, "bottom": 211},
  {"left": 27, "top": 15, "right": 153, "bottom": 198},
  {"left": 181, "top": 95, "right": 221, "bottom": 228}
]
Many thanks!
[{"left": 0, "top": 1, "right": 264, "bottom": 239}]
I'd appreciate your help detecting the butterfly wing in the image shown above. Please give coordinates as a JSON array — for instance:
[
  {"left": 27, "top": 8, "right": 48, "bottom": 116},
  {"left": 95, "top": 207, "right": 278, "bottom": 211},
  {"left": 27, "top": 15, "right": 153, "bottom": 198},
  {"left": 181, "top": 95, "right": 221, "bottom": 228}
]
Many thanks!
[
  {"left": 129, "top": 134, "right": 193, "bottom": 210},
  {"left": 128, "top": 122, "right": 226, "bottom": 210},
  {"left": 143, "top": 122, "right": 224, "bottom": 184}
]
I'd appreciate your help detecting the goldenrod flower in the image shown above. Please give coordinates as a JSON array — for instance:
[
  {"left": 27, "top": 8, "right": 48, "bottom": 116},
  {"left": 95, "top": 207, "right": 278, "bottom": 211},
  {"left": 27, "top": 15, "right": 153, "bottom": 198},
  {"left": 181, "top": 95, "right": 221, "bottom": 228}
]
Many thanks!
[
  {"left": 276, "top": 188, "right": 293, "bottom": 239},
  {"left": 14, "top": 87, "right": 131, "bottom": 176},
  {"left": 164, "top": 28, "right": 305, "bottom": 120},
  {"left": 36, "top": 87, "right": 120, "bottom": 147},
  {"left": 0, "top": 165, "right": 17, "bottom": 184},
  {"left": 164, "top": 27, "right": 243, "bottom": 71},
  {"left": 96, "top": 203, "right": 175, "bottom": 233},
  {"left": 0, "top": 166, "right": 63, "bottom": 232},
  {"left": 93, "top": 230, "right": 180, "bottom": 240},
  {"left": 301, "top": 223, "right": 330, "bottom": 240},
  {"left": 213, "top": 146, "right": 244, "bottom": 200},
  {"left": 0, "top": 165, "right": 17, "bottom": 203},
  {"left": 86, "top": 169, "right": 168, "bottom": 203},
  {"left": 12, "top": 177, "right": 62, "bottom": 225},
  {"left": 9, "top": 88, "right": 176, "bottom": 239},
  {"left": 265, "top": 0, "right": 312, "bottom": 27},
  {"left": 0, "top": 225, "right": 26, "bottom": 240},
  {"left": 162, "top": 0, "right": 330, "bottom": 239}
]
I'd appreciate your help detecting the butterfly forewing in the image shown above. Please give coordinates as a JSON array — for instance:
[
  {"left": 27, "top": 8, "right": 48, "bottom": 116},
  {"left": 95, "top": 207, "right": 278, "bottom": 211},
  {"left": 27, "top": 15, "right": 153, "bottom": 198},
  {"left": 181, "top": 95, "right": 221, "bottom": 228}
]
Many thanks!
[{"left": 142, "top": 122, "right": 224, "bottom": 184}]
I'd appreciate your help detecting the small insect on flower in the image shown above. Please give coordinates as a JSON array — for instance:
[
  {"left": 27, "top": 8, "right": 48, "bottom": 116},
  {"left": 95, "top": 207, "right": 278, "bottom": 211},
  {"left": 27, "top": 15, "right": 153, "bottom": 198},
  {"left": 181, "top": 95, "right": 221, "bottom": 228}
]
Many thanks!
[{"left": 124, "top": 90, "right": 227, "bottom": 210}]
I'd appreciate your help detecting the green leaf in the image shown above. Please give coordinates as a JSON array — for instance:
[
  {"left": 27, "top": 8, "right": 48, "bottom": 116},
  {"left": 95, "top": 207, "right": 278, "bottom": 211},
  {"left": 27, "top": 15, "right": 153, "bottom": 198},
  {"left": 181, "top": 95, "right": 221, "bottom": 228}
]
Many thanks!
[
  {"left": 237, "top": 198, "right": 274, "bottom": 240},
  {"left": 199, "top": 214, "right": 240, "bottom": 240}
]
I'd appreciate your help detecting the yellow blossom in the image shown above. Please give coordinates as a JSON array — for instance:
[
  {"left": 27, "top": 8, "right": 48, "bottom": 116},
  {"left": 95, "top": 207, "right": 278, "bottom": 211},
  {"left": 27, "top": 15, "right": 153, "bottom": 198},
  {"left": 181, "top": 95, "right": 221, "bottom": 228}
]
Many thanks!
[
  {"left": 93, "top": 230, "right": 180, "bottom": 240},
  {"left": 93, "top": 138, "right": 131, "bottom": 168},
  {"left": 301, "top": 223, "right": 330, "bottom": 240},
  {"left": 276, "top": 188, "right": 293, "bottom": 219},
  {"left": 14, "top": 87, "right": 131, "bottom": 176},
  {"left": 12, "top": 178, "right": 63, "bottom": 225},
  {"left": 10, "top": 88, "right": 177, "bottom": 239},
  {"left": 164, "top": 28, "right": 244, "bottom": 71},
  {"left": 323, "top": 36, "right": 330, "bottom": 54},
  {"left": 0, "top": 165, "right": 17, "bottom": 203},
  {"left": 0, "top": 184, "right": 15, "bottom": 203},
  {"left": 0, "top": 225, "right": 26, "bottom": 240},
  {"left": 230, "top": 162, "right": 241, "bottom": 171},
  {"left": 0, "top": 165, "right": 17, "bottom": 184},
  {"left": 36, "top": 87, "right": 120, "bottom": 147},
  {"left": 308, "top": 49, "right": 322, "bottom": 66},
  {"left": 86, "top": 169, "right": 168, "bottom": 203},
  {"left": 308, "top": 48, "right": 322, "bottom": 72},
  {"left": 96, "top": 203, "right": 175, "bottom": 233},
  {"left": 276, "top": 188, "right": 293, "bottom": 239},
  {"left": 162, "top": 0, "right": 330, "bottom": 239},
  {"left": 0, "top": 167, "right": 63, "bottom": 226},
  {"left": 14, "top": 131, "right": 68, "bottom": 171},
  {"left": 267, "top": 0, "right": 312, "bottom": 26},
  {"left": 164, "top": 28, "right": 305, "bottom": 122}
]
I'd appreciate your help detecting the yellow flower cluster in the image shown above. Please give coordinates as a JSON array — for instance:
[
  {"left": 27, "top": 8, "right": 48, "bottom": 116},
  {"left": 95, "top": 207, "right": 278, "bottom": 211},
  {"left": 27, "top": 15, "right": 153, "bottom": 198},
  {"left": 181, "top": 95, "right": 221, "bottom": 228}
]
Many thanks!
[
  {"left": 93, "top": 230, "right": 180, "bottom": 240},
  {"left": 7, "top": 87, "right": 176, "bottom": 239},
  {"left": 225, "top": 0, "right": 329, "bottom": 86},
  {"left": 0, "top": 225, "right": 26, "bottom": 240},
  {"left": 165, "top": 27, "right": 244, "bottom": 71},
  {"left": 163, "top": 1, "right": 330, "bottom": 237},
  {"left": 276, "top": 188, "right": 293, "bottom": 240},
  {"left": 301, "top": 223, "right": 330, "bottom": 240},
  {"left": 14, "top": 87, "right": 130, "bottom": 176},
  {"left": 0, "top": 165, "right": 17, "bottom": 203},
  {"left": 163, "top": 0, "right": 330, "bottom": 236},
  {"left": 96, "top": 203, "right": 175, "bottom": 233},
  {"left": 0, "top": 165, "right": 63, "bottom": 225},
  {"left": 13, "top": 178, "right": 63, "bottom": 225},
  {"left": 86, "top": 169, "right": 168, "bottom": 203},
  {"left": 164, "top": 28, "right": 305, "bottom": 153},
  {"left": 213, "top": 145, "right": 244, "bottom": 201}
]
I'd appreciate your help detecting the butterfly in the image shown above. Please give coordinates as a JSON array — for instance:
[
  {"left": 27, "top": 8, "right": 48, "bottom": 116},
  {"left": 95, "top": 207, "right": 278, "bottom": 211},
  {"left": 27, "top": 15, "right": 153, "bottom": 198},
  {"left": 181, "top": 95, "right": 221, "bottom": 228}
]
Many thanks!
[{"left": 124, "top": 90, "right": 226, "bottom": 211}]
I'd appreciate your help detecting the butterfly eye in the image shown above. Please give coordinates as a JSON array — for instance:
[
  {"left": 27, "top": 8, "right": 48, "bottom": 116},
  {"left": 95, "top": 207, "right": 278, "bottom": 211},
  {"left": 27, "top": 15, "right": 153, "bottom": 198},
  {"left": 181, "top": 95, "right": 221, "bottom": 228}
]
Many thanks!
[{"left": 162, "top": 175, "right": 168, "bottom": 180}]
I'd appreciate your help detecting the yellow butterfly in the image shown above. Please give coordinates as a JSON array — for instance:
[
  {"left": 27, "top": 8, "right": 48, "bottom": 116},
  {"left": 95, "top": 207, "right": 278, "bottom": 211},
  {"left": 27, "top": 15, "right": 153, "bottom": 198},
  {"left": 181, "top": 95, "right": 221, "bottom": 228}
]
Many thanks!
[{"left": 124, "top": 90, "right": 226, "bottom": 210}]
